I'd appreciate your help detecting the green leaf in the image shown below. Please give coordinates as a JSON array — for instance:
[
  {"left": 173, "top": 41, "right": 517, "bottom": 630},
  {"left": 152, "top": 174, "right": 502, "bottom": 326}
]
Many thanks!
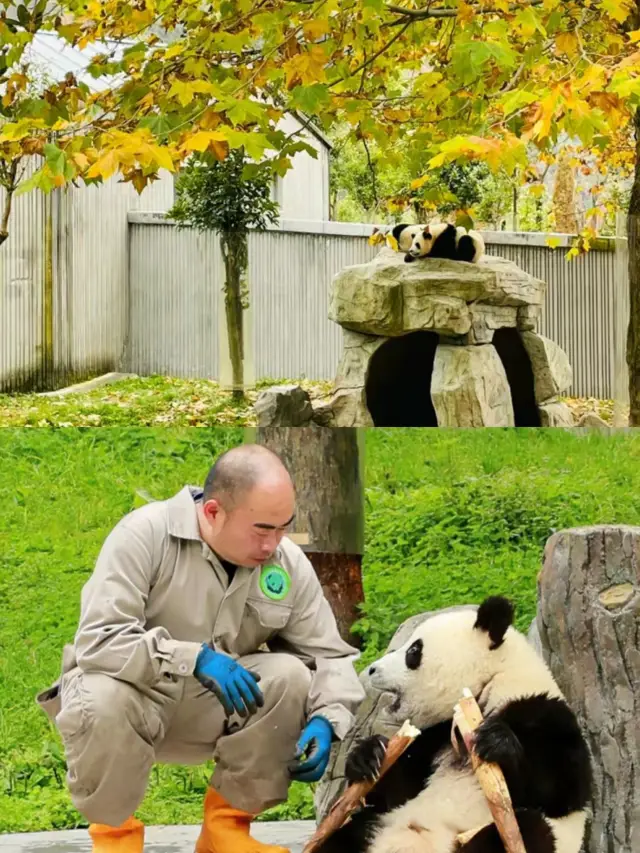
[
  {"left": 43, "top": 143, "right": 66, "bottom": 177},
  {"left": 138, "top": 114, "right": 177, "bottom": 139},
  {"left": 16, "top": 4, "right": 31, "bottom": 27},
  {"left": 455, "top": 212, "right": 475, "bottom": 230},
  {"left": 15, "top": 168, "right": 48, "bottom": 196},
  {"left": 290, "top": 83, "right": 331, "bottom": 114}
]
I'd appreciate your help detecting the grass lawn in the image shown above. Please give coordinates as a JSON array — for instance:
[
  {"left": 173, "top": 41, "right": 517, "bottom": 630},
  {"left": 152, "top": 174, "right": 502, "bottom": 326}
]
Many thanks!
[
  {"left": 2, "top": 427, "right": 640, "bottom": 831},
  {"left": 0, "top": 377, "right": 333, "bottom": 428},
  {"left": 0, "top": 373, "right": 625, "bottom": 427}
]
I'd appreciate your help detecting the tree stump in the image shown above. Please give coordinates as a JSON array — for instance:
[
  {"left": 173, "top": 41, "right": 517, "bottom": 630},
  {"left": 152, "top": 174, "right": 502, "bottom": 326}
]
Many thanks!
[
  {"left": 254, "top": 426, "right": 365, "bottom": 645},
  {"left": 535, "top": 525, "right": 640, "bottom": 853}
]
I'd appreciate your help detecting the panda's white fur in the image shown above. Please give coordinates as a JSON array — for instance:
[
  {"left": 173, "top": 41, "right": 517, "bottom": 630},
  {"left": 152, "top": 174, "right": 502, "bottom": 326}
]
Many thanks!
[
  {"left": 360, "top": 605, "right": 589, "bottom": 853},
  {"left": 406, "top": 220, "right": 485, "bottom": 263},
  {"left": 390, "top": 223, "right": 425, "bottom": 252}
]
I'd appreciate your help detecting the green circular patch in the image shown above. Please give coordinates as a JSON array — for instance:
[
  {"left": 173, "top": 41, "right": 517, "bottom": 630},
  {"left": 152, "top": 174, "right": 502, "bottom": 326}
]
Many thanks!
[{"left": 259, "top": 564, "right": 291, "bottom": 601}]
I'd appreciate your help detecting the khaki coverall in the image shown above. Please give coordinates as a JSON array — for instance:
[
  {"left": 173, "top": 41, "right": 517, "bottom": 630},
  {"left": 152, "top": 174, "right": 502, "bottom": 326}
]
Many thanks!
[{"left": 36, "top": 485, "right": 365, "bottom": 826}]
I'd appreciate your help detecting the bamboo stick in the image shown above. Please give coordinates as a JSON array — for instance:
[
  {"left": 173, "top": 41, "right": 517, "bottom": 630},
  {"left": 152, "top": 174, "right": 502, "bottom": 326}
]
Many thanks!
[
  {"left": 301, "top": 720, "right": 421, "bottom": 853},
  {"left": 453, "top": 689, "right": 526, "bottom": 853}
]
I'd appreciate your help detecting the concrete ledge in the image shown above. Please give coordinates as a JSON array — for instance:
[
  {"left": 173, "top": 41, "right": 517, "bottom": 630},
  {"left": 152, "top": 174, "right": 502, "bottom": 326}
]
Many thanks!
[
  {"left": 127, "top": 212, "right": 619, "bottom": 250},
  {"left": 37, "top": 372, "right": 138, "bottom": 397},
  {"left": 0, "top": 820, "right": 315, "bottom": 853}
]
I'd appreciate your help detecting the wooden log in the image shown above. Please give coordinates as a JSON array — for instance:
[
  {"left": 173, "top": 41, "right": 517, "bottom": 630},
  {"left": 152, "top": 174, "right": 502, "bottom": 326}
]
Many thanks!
[
  {"left": 301, "top": 720, "right": 421, "bottom": 853},
  {"left": 536, "top": 525, "right": 640, "bottom": 853},
  {"left": 453, "top": 690, "right": 526, "bottom": 853}
]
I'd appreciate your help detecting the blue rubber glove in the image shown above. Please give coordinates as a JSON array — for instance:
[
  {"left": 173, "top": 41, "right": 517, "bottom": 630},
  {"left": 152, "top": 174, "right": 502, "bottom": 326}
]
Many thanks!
[
  {"left": 194, "top": 644, "right": 264, "bottom": 718},
  {"left": 289, "top": 716, "right": 334, "bottom": 782}
]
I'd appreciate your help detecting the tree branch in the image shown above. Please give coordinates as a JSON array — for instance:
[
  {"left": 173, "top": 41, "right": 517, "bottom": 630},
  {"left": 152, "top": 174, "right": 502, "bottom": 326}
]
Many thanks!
[
  {"left": 386, "top": 0, "right": 545, "bottom": 22},
  {"left": 329, "top": 19, "right": 412, "bottom": 88}
]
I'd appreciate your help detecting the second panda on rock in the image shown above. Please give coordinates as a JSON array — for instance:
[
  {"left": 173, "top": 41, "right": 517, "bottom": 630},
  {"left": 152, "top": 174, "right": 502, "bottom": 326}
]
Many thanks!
[
  {"left": 393, "top": 221, "right": 485, "bottom": 264},
  {"left": 315, "top": 596, "right": 592, "bottom": 853}
]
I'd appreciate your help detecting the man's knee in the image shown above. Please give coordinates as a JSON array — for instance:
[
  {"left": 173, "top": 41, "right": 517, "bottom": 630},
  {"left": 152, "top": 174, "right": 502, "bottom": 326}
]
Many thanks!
[
  {"left": 253, "top": 653, "right": 312, "bottom": 704},
  {"left": 57, "top": 670, "right": 161, "bottom": 749}
]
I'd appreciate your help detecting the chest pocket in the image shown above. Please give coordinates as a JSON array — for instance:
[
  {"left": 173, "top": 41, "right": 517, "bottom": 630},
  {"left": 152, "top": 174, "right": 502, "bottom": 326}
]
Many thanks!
[{"left": 235, "top": 597, "right": 293, "bottom": 656}]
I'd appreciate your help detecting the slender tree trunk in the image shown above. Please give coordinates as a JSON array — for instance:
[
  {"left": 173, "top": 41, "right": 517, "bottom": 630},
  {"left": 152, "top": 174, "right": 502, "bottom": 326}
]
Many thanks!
[
  {"left": 0, "top": 159, "right": 19, "bottom": 246},
  {"left": 627, "top": 105, "right": 640, "bottom": 424},
  {"left": 221, "top": 230, "right": 247, "bottom": 401},
  {"left": 552, "top": 151, "right": 578, "bottom": 234},
  {"left": 254, "top": 426, "right": 365, "bottom": 645}
]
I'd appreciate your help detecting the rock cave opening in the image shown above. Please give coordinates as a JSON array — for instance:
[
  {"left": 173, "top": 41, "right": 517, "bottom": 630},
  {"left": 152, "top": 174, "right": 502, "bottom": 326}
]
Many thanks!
[
  {"left": 492, "top": 327, "right": 541, "bottom": 427},
  {"left": 365, "top": 331, "right": 439, "bottom": 426}
]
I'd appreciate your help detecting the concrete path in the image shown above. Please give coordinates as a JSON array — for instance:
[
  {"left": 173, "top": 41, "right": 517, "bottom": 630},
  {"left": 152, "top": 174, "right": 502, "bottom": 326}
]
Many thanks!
[
  {"left": 36, "top": 372, "right": 137, "bottom": 397},
  {"left": 0, "top": 821, "right": 315, "bottom": 852}
]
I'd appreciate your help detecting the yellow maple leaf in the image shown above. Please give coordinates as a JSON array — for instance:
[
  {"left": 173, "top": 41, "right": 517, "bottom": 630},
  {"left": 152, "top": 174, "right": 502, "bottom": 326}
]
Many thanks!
[
  {"left": 86, "top": 149, "right": 120, "bottom": 181},
  {"left": 182, "top": 130, "right": 229, "bottom": 153},
  {"left": 410, "top": 175, "right": 429, "bottom": 190},
  {"left": 149, "top": 144, "right": 176, "bottom": 172},
  {"left": 72, "top": 152, "right": 90, "bottom": 171},
  {"left": 303, "top": 19, "right": 329, "bottom": 40},
  {"left": 458, "top": 1, "right": 474, "bottom": 23},
  {"left": 555, "top": 32, "right": 579, "bottom": 57},
  {"left": 386, "top": 234, "right": 399, "bottom": 251},
  {"left": 284, "top": 45, "right": 327, "bottom": 87}
]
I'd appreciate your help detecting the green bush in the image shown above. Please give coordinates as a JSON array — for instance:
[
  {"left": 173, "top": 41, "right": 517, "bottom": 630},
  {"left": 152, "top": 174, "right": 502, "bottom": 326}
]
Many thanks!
[{"left": 357, "top": 428, "right": 640, "bottom": 666}]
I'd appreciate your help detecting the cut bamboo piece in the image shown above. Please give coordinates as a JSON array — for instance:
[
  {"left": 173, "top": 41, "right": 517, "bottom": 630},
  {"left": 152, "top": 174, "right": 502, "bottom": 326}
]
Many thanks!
[
  {"left": 453, "top": 689, "right": 526, "bottom": 853},
  {"left": 301, "top": 720, "right": 421, "bottom": 853}
]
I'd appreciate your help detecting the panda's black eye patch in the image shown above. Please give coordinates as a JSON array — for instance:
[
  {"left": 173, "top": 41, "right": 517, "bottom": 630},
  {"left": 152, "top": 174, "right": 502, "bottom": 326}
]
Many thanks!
[{"left": 405, "top": 638, "right": 423, "bottom": 670}]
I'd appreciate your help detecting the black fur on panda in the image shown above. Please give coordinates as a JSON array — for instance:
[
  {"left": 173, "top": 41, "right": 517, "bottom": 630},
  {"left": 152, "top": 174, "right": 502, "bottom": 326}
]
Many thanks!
[
  {"left": 405, "top": 221, "right": 485, "bottom": 264},
  {"left": 315, "top": 596, "right": 592, "bottom": 853}
]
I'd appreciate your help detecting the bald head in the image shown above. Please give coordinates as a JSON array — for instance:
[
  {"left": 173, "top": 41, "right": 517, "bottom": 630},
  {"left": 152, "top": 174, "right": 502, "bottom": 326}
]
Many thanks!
[
  {"left": 203, "top": 444, "right": 292, "bottom": 510},
  {"left": 198, "top": 444, "right": 296, "bottom": 567}
]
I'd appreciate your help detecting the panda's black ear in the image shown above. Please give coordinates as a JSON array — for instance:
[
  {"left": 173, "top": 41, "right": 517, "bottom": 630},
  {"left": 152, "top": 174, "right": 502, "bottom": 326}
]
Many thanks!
[
  {"left": 423, "top": 229, "right": 431, "bottom": 238},
  {"left": 474, "top": 596, "right": 514, "bottom": 650}
]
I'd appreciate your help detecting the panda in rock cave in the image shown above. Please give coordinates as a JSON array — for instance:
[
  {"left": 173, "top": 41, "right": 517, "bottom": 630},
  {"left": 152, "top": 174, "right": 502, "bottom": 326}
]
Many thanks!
[{"left": 315, "top": 596, "right": 592, "bottom": 853}]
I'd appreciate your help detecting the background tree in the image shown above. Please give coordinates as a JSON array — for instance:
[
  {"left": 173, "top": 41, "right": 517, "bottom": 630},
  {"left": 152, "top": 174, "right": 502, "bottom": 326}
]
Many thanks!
[{"left": 168, "top": 149, "right": 279, "bottom": 400}]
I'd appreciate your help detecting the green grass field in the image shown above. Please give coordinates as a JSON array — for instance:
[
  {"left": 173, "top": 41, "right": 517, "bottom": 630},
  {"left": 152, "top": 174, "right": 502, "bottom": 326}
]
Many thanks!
[
  {"left": 0, "top": 377, "right": 333, "bottom": 428},
  {"left": 2, "top": 427, "right": 640, "bottom": 831},
  {"left": 0, "top": 373, "right": 621, "bottom": 427}
]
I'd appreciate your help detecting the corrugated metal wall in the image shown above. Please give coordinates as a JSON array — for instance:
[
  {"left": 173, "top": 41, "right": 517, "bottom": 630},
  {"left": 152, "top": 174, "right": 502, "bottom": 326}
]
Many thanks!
[
  {"left": 0, "top": 158, "right": 46, "bottom": 391},
  {"left": 126, "top": 223, "right": 221, "bottom": 378},
  {"left": 0, "top": 158, "right": 175, "bottom": 392},
  {"left": 125, "top": 219, "right": 626, "bottom": 399}
]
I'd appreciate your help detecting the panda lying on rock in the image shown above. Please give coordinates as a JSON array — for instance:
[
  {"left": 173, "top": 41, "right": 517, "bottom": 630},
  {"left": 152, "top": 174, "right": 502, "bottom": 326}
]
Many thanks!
[
  {"left": 316, "top": 596, "right": 592, "bottom": 853},
  {"left": 391, "top": 221, "right": 485, "bottom": 264}
]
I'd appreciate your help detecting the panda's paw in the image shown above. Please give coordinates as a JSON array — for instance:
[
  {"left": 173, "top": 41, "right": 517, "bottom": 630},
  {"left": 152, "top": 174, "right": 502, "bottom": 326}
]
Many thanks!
[
  {"left": 345, "top": 734, "right": 389, "bottom": 784},
  {"left": 404, "top": 253, "right": 415, "bottom": 263},
  {"left": 474, "top": 716, "right": 524, "bottom": 770}
]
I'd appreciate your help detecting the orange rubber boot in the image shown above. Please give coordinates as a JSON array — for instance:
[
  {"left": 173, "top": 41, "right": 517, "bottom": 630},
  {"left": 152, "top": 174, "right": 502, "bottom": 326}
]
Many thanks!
[
  {"left": 195, "top": 787, "right": 290, "bottom": 853},
  {"left": 88, "top": 816, "right": 144, "bottom": 853}
]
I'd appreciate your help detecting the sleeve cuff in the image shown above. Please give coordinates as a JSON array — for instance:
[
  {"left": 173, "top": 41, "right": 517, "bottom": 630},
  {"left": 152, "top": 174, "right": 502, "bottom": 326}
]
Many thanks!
[
  {"left": 158, "top": 639, "right": 204, "bottom": 677},
  {"left": 307, "top": 704, "right": 355, "bottom": 741}
]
